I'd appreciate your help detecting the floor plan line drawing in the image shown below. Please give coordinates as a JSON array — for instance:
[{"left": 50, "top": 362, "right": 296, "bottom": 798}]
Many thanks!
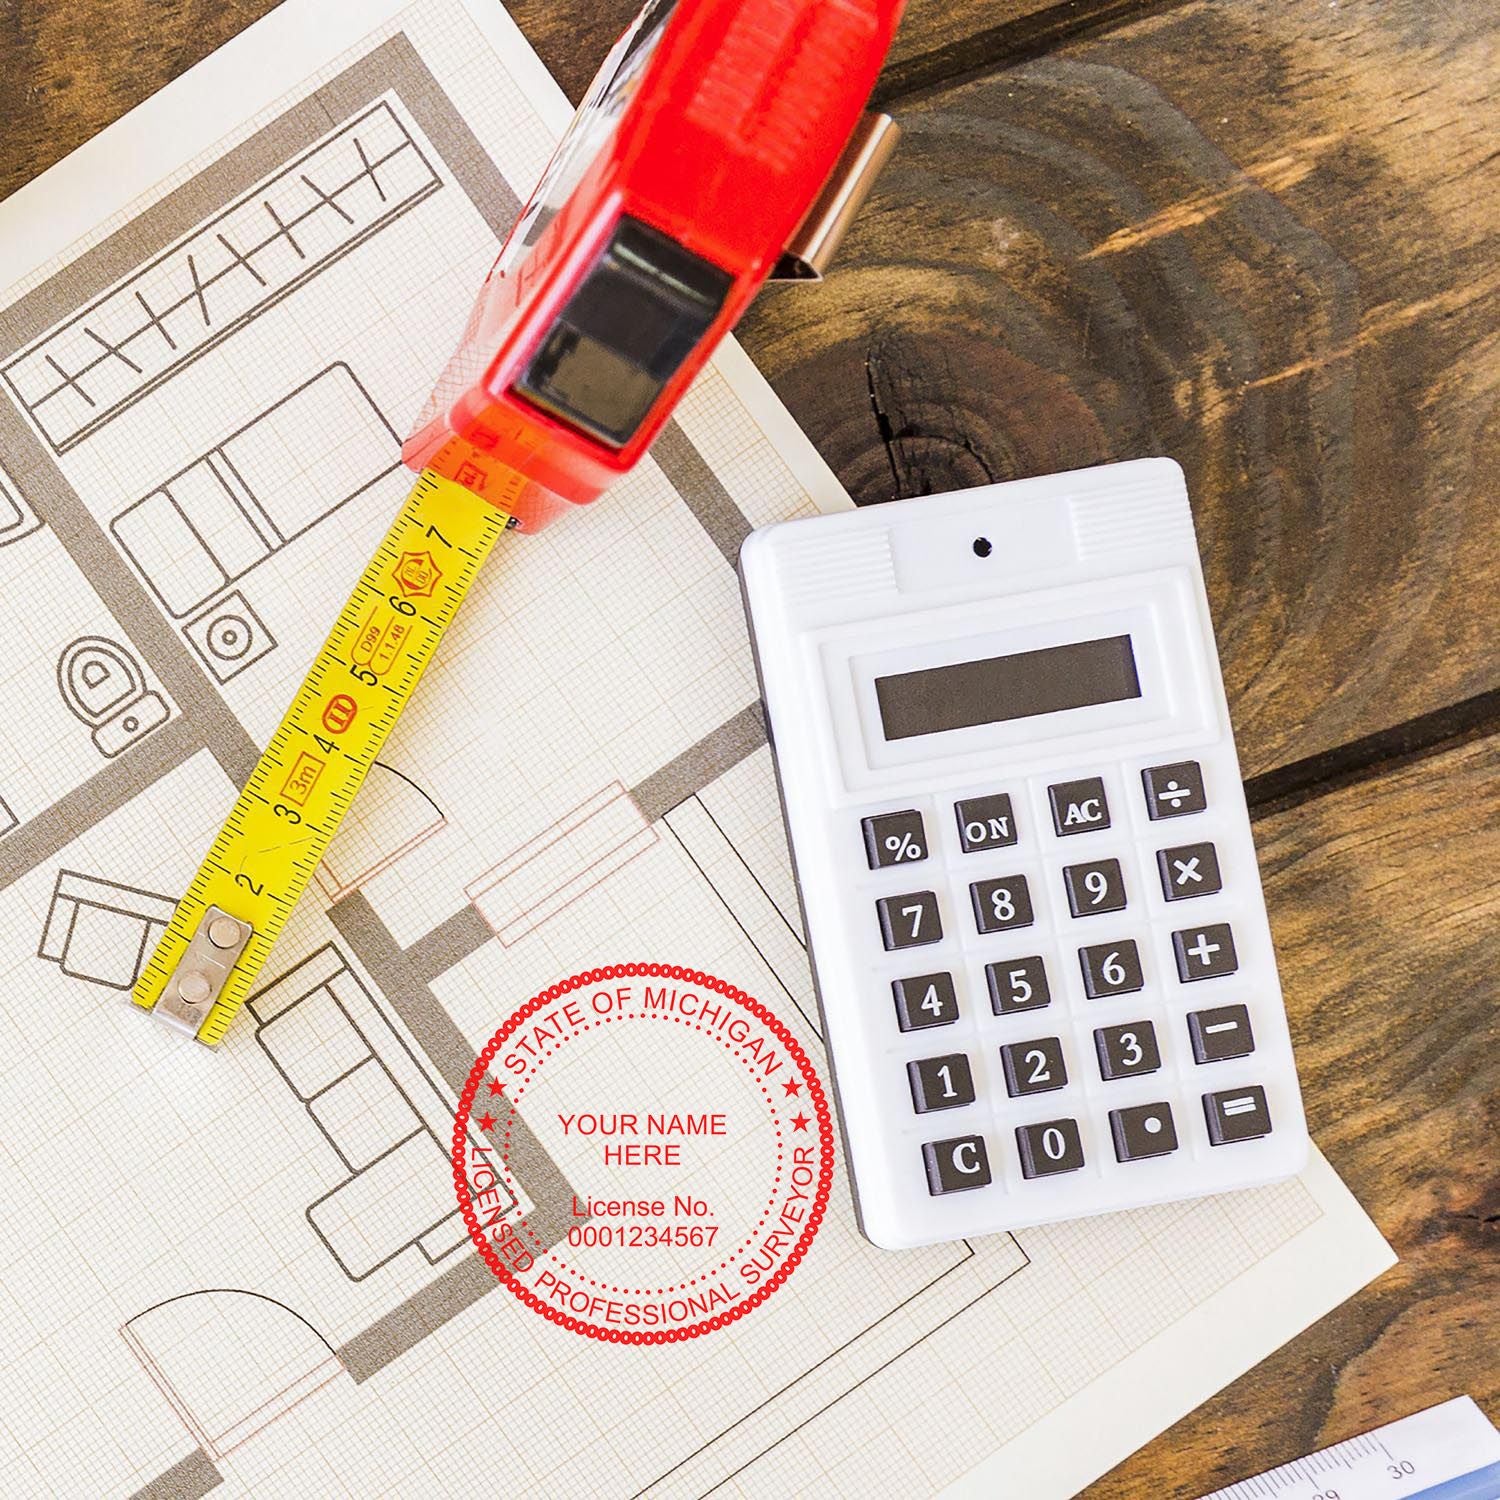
[
  {"left": 2, "top": 102, "right": 440, "bottom": 453},
  {"left": 182, "top": 589, "right": 278, "bottom": 683},
  {"left": 38, "top": 868, "right": 175, "bottom": 990}
]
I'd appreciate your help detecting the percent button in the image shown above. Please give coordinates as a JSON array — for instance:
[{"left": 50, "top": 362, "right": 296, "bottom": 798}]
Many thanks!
[{"left": 862, "top": 810, "right": 929, "bottom": 870}]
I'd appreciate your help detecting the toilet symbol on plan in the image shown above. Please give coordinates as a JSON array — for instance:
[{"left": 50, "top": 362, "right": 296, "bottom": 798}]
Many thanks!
[{"left": 56, "top": 637, "right": 169, "bottom": 758}]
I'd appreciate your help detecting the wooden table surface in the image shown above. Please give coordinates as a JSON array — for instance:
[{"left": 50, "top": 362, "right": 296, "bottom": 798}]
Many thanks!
[{"left": 2, "top": 0, "right": 1495, "bottom": 1494}]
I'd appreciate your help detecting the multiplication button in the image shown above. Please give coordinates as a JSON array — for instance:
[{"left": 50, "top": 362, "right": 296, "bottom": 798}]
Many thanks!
[
  {"left": 861, "top": 809, "right": 928, "bottom": 869},
  {"left": 1203, "top": 1085, "right": 1272, "bottom": 1144},
  {"left": 1157, "top": 841, "right": 1221, "bottom": 901},
  {"left": 922, "top": 1135, "right": 991, "bottom": 1195},
  {"left": 892, "top": 972, "right": 959, "bottom": 1032},
  {"left": 955, "top": 793, "right": 1018, "bottom": 852}
]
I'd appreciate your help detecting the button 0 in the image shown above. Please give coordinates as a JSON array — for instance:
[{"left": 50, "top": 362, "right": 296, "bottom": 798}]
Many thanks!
[
  {"left": 1048, "top": 777, "right": 1110, "bottom": 836},
  {"left": 1142, "top": 760, "right": 1207, "bottom": 819},
  {"left": 1157, "top": 841, "right": 1221, "bottom": 901},
  {"left": 1016, "top": 1118, "right": 1085, "bottom": 1178},
  {"left": 1172, "top": 922, "right": 1238, "bottom": 981},
  {"left": 954, "top": 793, "right": 1018, "bottom": 853},
  {"left": 861, "top": 809, "right": 928, "bottom": 870},
  {"left": 1188, "top": 1003, "right": 1255, "bottom": 1062},
  {"left": 923, "top": 1134, "right": 992, "bottom": 1194},
  {"left": 1203, "top": 1085, "right": 1272, "bottom": 1144}
]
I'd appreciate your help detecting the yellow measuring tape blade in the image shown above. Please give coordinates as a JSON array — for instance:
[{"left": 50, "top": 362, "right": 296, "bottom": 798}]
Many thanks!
[{"left": 133, "top": 469, "right": 511, "bottom": 1045}]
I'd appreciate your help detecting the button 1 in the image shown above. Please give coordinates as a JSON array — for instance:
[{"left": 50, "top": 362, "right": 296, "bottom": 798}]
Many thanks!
[
  {"left": 954, "top": 793, "right": 1018, "bottom": 853},
  {"left": 1000, "top": 1037, "right": 1067, "bottom": 1097},
  {"left": 1016, "top": 1118, "right": 1085, "bottom": 1178},
  {"left": 1203, "top": 1085, "right": 1272, "bottom": 1144},
  {"left": 1048, "top": 777, "right": 1110, "bottom": 836},
  {"left": 970, "top": 875, "right": 1034, "bottom": 934},
  {"left": 1094, "top": 1019, "right": 1161, "bottom": 1080},
  {"left": 862, "top": 809, "right": 928, "bottom": 870},
  {"left": 1110, "top": 1102, "right": 1179, "bottom": 1161},
  {"left": 1188, "top": 1003, "right": 1255, "bottom": 1062},
  {"left": 922, "top": 1134, "right": 992, "bottom": 1194},
  {"left": 985, "top": 955, "right": 1050, "bottom": 1015},
  {"left": 1172, "top": 922, "right": 1238, "bottom": 981},
  {"left": 892, "top": 972, "right": 959, "bottom": 1032},
  {"left": 1063, "top": 857, "right": 1127, "bottom": 917},
  {"left": 877, "top": 891, "right": 942, "bottom": 950},
  {"left": 1157, "top": 841, "right": 1221, "bottom": 901},
  {"left": 1078, "top": 938, "right": 1144, "bottom": 998},
  {"left": 1142, "top": 760, "right": 1206, "bottom": 819},
  {"left": 908, "top": 1053, "right": 976, "bottom": 1113}
]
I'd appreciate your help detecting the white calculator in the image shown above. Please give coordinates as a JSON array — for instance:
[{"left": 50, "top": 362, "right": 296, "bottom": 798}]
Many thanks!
[{"left": 739, "top": 459, "right": 1308, "bottom": 1249}]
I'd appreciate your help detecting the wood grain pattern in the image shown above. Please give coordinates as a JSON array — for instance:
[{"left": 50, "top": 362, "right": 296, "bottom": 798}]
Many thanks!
[
  {"left": 739, "top": 0, "right": 1500, "bottom": 779},
  {"left": 1088, "top": 732, "right": 1499, "bottom": 1495}
]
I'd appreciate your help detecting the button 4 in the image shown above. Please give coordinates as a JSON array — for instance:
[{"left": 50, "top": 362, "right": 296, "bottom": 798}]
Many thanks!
[
  {"left": 1157, "top": 841, "right": 1221, "bottom": 901},
  {"left": 892, "top": 972, "right": 959, "bottom": 1031},
  {"left": 923, "top": 1134, "right": 991, "bottom": 1194},
  {"left": 1049, "top": 777, "right": 1110, "bottom": 836},
  {"left": 862, "top": 809, "right": 928, "bottom": 870}
]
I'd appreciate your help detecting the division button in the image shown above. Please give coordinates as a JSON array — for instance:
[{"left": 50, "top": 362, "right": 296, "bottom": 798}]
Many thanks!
[
  {"left": 877, "top": 891, "right": 942, "bottom": 950},
  {"left": 1157, "top": 841, "right": 1222, "bottom": 901},
  {"left": 1064, "top": 857, "right": 1127, "bottom": 916},
  {"left": 892, "top": 972, "right": 959, "bottom": 1031},
  {"left": 1110, "top": 1102, "right": 1179, "bottom": 1161},
  {"left": 907, "top": 1053, "right": 977, "bottom": 1113},
  {"left": 1142, "top": 760, "right": 1207, "bottom": 819},
  {"left": 1016, "top": 1118, "right": 1086, "bottom": 1178},
  {"left": 1094, "top": 1019, "right": 1161, "bottom": 1080},
  {"left": 954, "top": 793, "right": 1018, "bottom": 852},
  {"left": 1048, "top": 776, "right": 1111, "bottom": 836},
  {"left": 969, "top": 874, "right": 1034, "bottom": 934},
  {"left": 986, "top": 955, "right": 1050, "bottom": 1015},
  {"left": 1000, "top": 1036, "right": 1067, "bottom": 1096},
  {"left": 1188, "top": 1003, "right": 1255, "bottom": 1063},
  {"left": 1078, "top": 938, "right": 1145, "bottom": 997},
  {"left": 862, "top": 809, "right": 929, "bottom": 870},
  {"left": 1172, "top": 922, "right": 1238, "bottom": 981},
  {"left": 1203, "top": 1085, "right": 1273, "bottom": 1144},
  {"left": 922, "top": 1134, "right": 992, "bottom": 1194}
]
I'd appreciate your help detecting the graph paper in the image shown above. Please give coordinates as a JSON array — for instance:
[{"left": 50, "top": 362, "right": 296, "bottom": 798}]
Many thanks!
[{"left": 0, "top": 1, "right": 1393, "bottom": 1496}]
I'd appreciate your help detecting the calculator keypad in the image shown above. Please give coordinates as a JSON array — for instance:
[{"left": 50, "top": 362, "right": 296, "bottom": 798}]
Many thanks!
[
  {"left": 1142, "top": 760, "right": 1207, "bottom": 818},
  {"left": 1204, "top": 1085, "right": 1272, "bottom": 1144},
  {"left": 1187, "top": 1003, "right": 1254, "bottom": 1062},
  {"left": 923, "top": 1135, "right": 991, "bottom": 1193}
]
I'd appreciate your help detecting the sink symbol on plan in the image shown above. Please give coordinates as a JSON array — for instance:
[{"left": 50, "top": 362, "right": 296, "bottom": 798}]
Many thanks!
[{"left": 56, "top": 637, "right": 168, "bottom": 757}]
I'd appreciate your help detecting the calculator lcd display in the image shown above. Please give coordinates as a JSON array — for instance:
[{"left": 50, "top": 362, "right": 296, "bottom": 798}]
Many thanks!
[{"left": 874, "top": 634, "right": 1141, "bottom": 740}]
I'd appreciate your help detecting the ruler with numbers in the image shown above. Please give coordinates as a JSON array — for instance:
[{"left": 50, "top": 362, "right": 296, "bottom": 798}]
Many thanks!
[
  {"left": 1199, "top": 1397, "right": 1500, "bottom": 1500},
  {"left": 131, "top": 469, "right": 511, "bottom": 1045}
]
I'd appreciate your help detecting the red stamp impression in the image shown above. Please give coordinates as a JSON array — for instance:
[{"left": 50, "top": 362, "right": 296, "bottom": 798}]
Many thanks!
[{"left": 451, "top": 963, "right": 834, "bottom": 1344}]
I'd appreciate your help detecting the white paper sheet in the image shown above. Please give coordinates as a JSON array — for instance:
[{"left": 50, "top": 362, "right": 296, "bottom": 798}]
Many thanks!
[{"left": 0, "top": 2, "right": 1393, "bottom": 1495}]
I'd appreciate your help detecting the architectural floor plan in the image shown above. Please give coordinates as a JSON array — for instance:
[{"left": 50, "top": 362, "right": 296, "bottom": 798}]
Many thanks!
[{"left": 0, "top": 2, "right": 1392, "bottom": 1496}]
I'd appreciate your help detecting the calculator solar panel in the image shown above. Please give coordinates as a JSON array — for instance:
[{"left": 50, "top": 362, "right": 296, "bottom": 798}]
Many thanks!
[{"left": 739, "top": 459, "right": 1308, "bottom": 1249}]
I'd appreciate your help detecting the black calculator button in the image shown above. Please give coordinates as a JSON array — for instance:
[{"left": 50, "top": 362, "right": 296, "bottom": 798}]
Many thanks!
[
  {"left": 954, "top": 793, "right": 1018, "bottom": 853},
  {"left": 1094, "top": 1020, "right": 1161, "bottom": 1080},
  {"left": 862, "top": 809, "right": 928, "bottom": 870},
  {"left": 1157, "top": 841, "right": 1221, "bottom": 901},
  {"left": 1000, "top": 1037, "right": 1067, "bottom": 1097},
  {"left": 1142, "top": 761, "right": 1206, "bottom": 819},
  {"left": 908, "top": 1053, "right": 976, "bottom": 1113},
  {"left": 1078, "top": 939, "right": 1144, "bottom": 997},
  {"left": 969, "top": 875, "right": 1033, "bottom": 934},
  {"left": 1048, "top": 777, "right": 1110, "bottom": 836},
  {"left": 1203, "top": 1085, "right": 1272, "bottom": 1144},
  {"left": 877, "top": 891, "right": 942, "bottom": 950},
  {"left": 892, "top": 972, "right": 959, "bottom": 1032},
  {"left": 923, "top": 1134, "right": 991, "bottom": 1194},
  {"left": 985, "top": 955, "right": 1050, "bottom": 1015},
  {"left": 1063, "top": 857, "right": 1126, "bottom": 917},
  {"left": 1188, "top": 1003, "right": 1255, "bottom": 1062},
  {"left": 1110, "top": 1102, "right": 1179, "bottom": 1162},
  {"left": 1172, "top": 922, "right": 1238, "bottom": 981},
  {"left": 1016, "top": 1118, "right": 1085, "bottom": 1178}
]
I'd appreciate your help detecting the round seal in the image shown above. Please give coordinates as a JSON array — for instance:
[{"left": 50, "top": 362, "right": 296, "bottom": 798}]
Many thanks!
[{"left": 451, "top": 964, "right": 834, "bottom": 1344}]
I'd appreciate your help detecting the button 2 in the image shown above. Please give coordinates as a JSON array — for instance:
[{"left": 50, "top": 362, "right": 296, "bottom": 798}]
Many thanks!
[
  {"left": 1063, "top": 857, "right": 1126, "bottom": 917},
  {"left": 1172, "top": 922, "right": 1238, "bottom": 981},
  {"left": 970, "top": 875, "right": 1034, "bottom": 934},
  {"left": 892, "top": 972, "right": 959, "bottom": 1032},
  {"left": 1078, "top": 939, "right": 1144, "bottom": 997},
  {"left": 862, "top": 809, "right": 928, "bottom": 870},
  {"left": 1203, "top": 1085, "right": 1272, "bottom": 1144},
  {"left": 955, "top": 793, "right": 1018, "bottom": 852},
  {"left": 1094, "top": 1020, "right": 1161, "bottom": 1079},
  {"left": 1157, "top": 841, "right": 1221, "bottom": 901},
  {"left": 923, "top": 1134, "right": 991, "bottom": 1194},
  {"left": 1000, "top": 1037, "right": 1067, "bottom": 1096},
  {"left": 877, "top": 891, "right": 942, "bottom": 950},
  {"left": 908, "top": 1053, "right": 976, "bottom": 1112},
  {"left": 1110, "top": 1102, "right": 1178, "bottom": 1161},
  {"left": 1016, "top": 1118, "right": 1085, "bottom": 1178},
  {"left": 1142, "top": 760, "right": 1206, "bottom": 819},
  {"left": 1049, "top": 777, "right": 1110, "bottom": 836},
  {"left": 1188, "top": 1003, "right": 1254, "bottom": 1062},
  {"left": 986, "top": 955, "right": 1050, "bottom": 1015}
]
